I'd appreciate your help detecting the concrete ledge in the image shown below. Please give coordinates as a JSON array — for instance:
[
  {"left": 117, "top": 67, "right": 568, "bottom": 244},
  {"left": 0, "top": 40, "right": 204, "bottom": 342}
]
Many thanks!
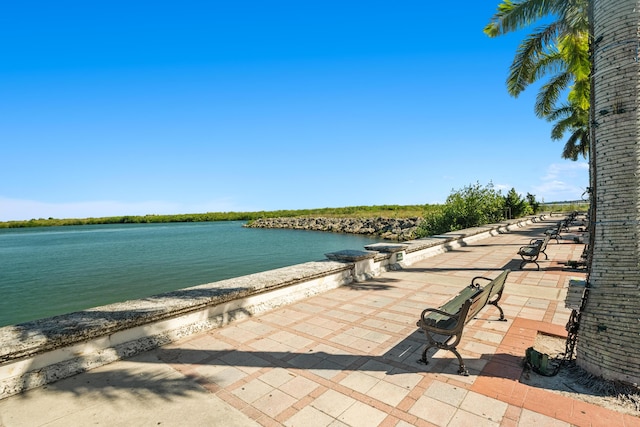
[
  {"left": 401, "top": 218, "right": 532, "bottom": 265},
  {"left": 0, "top": 261, "right": 352, "bottom": 398},
  {"left": 0, "top": 216, "right": 537, "bottom": 399},
  {"left": 324, "top": 249, "right": 377, "bottom": 262}
]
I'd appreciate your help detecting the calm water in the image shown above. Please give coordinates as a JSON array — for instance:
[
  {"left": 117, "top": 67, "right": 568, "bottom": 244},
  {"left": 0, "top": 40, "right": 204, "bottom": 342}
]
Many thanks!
[{"left": 0, "top": 221, "right": 382, "bottom": 327}]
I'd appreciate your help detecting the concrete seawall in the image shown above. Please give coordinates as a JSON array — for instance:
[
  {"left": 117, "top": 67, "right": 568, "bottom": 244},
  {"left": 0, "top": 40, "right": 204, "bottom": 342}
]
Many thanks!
[{"left": 0, "top": 216, "right": 540, "bottom": 400}]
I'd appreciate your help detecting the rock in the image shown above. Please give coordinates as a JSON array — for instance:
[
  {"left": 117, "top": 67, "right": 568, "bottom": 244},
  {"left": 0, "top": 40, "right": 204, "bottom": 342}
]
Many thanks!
[{"left": 244, "top": 217, "right": 423, "bottom": 241}]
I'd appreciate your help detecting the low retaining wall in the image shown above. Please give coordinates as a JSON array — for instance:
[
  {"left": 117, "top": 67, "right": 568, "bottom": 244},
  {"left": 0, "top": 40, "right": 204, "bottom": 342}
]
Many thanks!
[{"left": 0, "top": 216, "right": 537, "bottom": 399}]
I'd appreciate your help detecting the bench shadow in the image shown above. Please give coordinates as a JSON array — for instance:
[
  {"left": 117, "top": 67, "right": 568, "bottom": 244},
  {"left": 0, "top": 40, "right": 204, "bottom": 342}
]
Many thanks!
[
  {"left": 408, "top": 259, "right": 518, "bottom": 273},
  {"left": 344, "top": 282, "right": 397, "bottom": 291}
]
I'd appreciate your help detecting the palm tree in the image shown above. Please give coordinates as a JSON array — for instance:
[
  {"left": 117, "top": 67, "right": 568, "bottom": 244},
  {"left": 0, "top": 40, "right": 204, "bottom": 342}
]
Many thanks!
[
  {"left": 577, "top": 0, "right": 640, "bottom": 385},
  {"left": 485, "top": 0, "right": 590, "bottom": 159}
]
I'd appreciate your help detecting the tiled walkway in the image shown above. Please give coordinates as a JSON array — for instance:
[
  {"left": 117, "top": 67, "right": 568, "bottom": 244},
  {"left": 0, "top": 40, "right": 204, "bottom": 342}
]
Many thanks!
[{"left": 1, "top": 218, "right": 638, "bottom": 427}]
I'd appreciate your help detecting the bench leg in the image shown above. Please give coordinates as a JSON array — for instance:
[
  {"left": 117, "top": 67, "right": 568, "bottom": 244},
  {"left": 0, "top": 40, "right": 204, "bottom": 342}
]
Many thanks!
[
  {"left": 417, "top": 330, "right": 437, "bottom": 365},
  {"left": 450, "top": 348, "right": 469, "bottom": 376},
  {"left": 417, "top": 334, "right": 469, "bottom": 376},
  {"left": 488, "top": 301, "right": 507, "bottom": 321},
  {"left": 418, "top": 344, "right": 434, "bottom": 365}
]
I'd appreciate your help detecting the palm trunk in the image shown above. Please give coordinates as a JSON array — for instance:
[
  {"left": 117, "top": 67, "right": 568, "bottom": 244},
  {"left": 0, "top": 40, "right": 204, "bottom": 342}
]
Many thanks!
[{"left": 577, "top": 0, "right": 640, "bottom": 383}]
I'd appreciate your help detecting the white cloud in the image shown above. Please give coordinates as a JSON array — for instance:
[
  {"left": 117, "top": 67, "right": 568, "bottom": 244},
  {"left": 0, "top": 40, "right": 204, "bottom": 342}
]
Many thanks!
[
  {"left": 0, "top": 197, "right": 243, "bottom": 222},
  {"left": 493, "top": 183, "right": 511, "bottom": 193},
  {"left": 531, "top": 162, "right": 589, "bottom": 202}
]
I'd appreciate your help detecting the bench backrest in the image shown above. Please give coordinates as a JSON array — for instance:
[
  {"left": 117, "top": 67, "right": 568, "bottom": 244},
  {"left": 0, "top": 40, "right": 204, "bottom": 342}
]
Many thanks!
[
  {"left": 425, "top": 286, "right": 482, "bottom": 328},
  {"left": 532, "top": 233, "right": 551, "bottom": 252},
  {"left": 424, "top": 270, "right": 510, "bottom": 328},
  {"left": 485, "top": 269, "right": 509, "bottom": 301},
  {"left": 546, "top": 221, "right": 562, "bottom": 235},
  {"left": 540, "top": 233, "right": 551, "bottom": 250},
  {"left": 464, "top": 269, "right": 510, "bottom": 323}
]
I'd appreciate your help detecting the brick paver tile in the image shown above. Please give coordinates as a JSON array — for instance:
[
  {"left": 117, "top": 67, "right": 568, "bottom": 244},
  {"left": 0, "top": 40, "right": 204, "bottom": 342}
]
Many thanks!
[
  {"left": 252, "top": 388, "right": 297, "bottom": 418},
  {"left": 311, "top": 389, "right": 356, "bottom": 418},
  {"left": 367, "top": 379, "right": 412, "bottom": 407},
  {"left": 287, "top": 352, "right": 324, "bottom": 370},
  {"left": 291, "top": 322, "right": 334, "bottom": 338},
  {"left": 449, "top": 409, "right": 501, "bottom": 427},
  {"left": 425, "top": 380, "right": 469, "bottom": 407},
  {"left": 232, "top": 378, "right": 274, "bottom": 404},
  {"left": 517, "top": 408, "right": 571, "bottom": 426},
  {"left": 283, "top": 406, "right": 336, "bottom": 427},
  {"left": 279, "top": 375, "right": 320, "bottom": 399},
  {"left": 409, "top": 395, "right": 457, "bottom": 426},
  {"left": 220, "top": 350, "right": 268, "bottom": 374},
  {"left": 460, "top": 390, "right": 508, "bottom": 422},
  {"left": 308, "top": 359, "right": 344, "bottom": 379},
  {"left": 219, "top": 326, "right": 260, "bottom": 343},
  {"left": 338, "top": 401, "right": 388, "bottom": 427},
  {"left": 359, "top": 359, "right": 393, "bottom": 379},
  {"left": 384, "top": 370, "right": 423, "bottom": 390},
  {"left": 194, "top": 364, "right": 247, "bottom": 388},
  {"left": 259, "top": 367, "right": 297, "bottom": 388},
  {"left": 339, "top": 371, "right": 380, "bottom": 394}
]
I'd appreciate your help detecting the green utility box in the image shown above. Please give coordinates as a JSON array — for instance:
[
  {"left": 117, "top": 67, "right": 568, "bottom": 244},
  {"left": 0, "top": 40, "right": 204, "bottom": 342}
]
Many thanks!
[{"left": 525, "top": 346, "right": 549, "bottom": 375}]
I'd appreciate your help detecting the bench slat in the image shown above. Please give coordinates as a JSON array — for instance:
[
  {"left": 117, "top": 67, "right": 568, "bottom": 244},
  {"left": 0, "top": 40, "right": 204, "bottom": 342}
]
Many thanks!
[{"left": 422, "top": 286, "right": 481, "bottom": 328}]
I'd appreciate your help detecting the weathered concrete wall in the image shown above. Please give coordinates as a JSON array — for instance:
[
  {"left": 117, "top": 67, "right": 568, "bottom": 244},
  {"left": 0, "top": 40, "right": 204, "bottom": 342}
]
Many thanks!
[{"left": 0, "top": 216, "right": 537, "bottom": 399}]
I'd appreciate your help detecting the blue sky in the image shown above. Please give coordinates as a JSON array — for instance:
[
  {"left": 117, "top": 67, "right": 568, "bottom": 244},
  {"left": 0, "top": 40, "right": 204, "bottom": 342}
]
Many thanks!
[{"left": 0, "top": 1, "right": 589, "bottom": 222}]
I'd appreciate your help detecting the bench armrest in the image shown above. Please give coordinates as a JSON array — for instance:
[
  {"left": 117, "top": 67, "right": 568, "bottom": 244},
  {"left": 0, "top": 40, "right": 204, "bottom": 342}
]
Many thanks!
[
  {"left": 418, "top": 307, "right": 462, "bottom": 333},
  {"left": 470, "top": 276, "right": 493, "bottom": 288}
]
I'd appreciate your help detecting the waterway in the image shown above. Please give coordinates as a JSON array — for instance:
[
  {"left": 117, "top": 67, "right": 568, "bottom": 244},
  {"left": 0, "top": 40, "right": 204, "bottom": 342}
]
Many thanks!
[{"left": 0, "top": 221, "right": 382, "bottom": 327}]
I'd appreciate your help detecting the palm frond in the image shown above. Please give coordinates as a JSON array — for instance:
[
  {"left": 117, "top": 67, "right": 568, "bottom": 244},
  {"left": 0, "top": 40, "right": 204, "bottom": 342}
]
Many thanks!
[
  {"left": 560, "top": 0, "right": 590, "bottom": 33},
  {"left": 485, "top": 0, "right": 591, "bottom": 161},
  {"left": 530, "top": 52, "right": 566, "bottom": 82},
  {"left": 551, "top": 116, "right": 573, "bottom": 140},
  {"left": 485, "top": 0, "right": 565, "bottom": 37},
  {"left": 561, "top": 128, "right": 589, "bottom": 160},
  {"left": 546, "top": 104, "right": 578, "bottom": 121},
  {"left": 535, "top": 72, "right": 572, "bottom": 117},
  {"left": 507, "top": 23, "right": 561, "bottom": 96}
]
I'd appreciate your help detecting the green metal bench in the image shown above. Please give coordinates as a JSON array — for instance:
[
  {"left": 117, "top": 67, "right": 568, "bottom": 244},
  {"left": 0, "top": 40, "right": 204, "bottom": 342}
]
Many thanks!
[
  {"left": 517, "top": 233, "right": 551, "bottom": 270},
  {"left": 545, "top": 214, "right": 575, "bottom": 242},
  {"left": 416, "top": 270, "right": 510, "bottom": 375}
]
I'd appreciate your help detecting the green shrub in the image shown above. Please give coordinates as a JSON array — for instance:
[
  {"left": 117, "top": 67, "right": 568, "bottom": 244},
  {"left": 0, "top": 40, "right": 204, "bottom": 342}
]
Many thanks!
[
  {"left": 504, "top": 188, "right": 533, "bottom": 218},
  {"left": 526, "top": 193, "right": 541, "bottom": 213},
  {"left": 417, "top": 182, "right": 506, "bottom": 237}
]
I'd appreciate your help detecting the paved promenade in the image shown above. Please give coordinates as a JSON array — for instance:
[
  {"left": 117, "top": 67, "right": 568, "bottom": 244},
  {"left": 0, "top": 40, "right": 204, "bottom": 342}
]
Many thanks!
[{"left": 1, "top": 218, "right": 636, "bottom": 427}]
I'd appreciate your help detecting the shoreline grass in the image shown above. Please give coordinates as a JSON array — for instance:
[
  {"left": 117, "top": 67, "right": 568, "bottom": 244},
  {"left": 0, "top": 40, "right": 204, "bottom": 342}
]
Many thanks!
[{"left": 0, "top": 202, "right": 588, "bottom": 229}]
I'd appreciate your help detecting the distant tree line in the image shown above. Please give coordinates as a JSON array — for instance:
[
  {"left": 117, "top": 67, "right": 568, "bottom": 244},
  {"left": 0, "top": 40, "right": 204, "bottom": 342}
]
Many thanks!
[
  {"left": 1, "top": 193, "right": 586, "bottom": 232},
  {"left": 0, "top": 205, "right": 430, "bottom": 229}
]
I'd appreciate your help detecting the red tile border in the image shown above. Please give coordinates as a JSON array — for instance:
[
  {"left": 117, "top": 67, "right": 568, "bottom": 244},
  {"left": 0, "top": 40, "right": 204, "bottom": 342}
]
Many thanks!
[
  {"left": 471, "top": 315, "right": 638, "bottom": 426},
  {"left": 623, "top": 413, "right": 640, "bottom": 427},
  {"left": 522, "top": 387, "right": 568, "bottom": 418},
  {"left": 474, "top": 376, "right": 516, "bottom": 399}
]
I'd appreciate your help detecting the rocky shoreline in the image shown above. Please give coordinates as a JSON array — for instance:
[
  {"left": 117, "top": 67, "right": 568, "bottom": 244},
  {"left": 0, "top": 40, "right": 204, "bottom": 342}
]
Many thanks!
[{"left": 244, "top": 217, "right": 423, "bottom": 241}]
